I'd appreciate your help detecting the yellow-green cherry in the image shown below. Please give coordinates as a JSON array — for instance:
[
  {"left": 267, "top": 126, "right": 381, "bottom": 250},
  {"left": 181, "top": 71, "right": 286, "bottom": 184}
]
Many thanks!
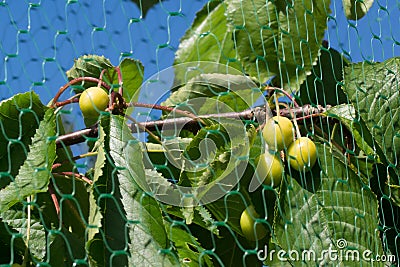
[
  {"left": 287, "top": 137, "right": 317, "bottom": 171},
  {"left": 262, "top": 116, "right": 294, "bottom": 151},
  {"left": 240, "top": 205, "right": 268, "bottom": 241},
  {"left": 256, "top": 152, "right": 284, "bottom": 187},
  {"left": 79, "top": 87, "right": 109, "bottom": 118}
]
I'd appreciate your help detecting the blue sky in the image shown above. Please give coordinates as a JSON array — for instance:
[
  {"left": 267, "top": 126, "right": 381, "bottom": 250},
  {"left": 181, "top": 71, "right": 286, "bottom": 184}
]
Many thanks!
[
  {"left": 0, "top": 0, "right": 398, "bottom": 103},
  {"left": 0, "top": 0, "right": 207, "bottom": 102}
]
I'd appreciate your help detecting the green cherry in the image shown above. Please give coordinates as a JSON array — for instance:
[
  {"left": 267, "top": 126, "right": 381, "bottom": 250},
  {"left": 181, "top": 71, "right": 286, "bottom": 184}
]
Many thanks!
[
  {"left": 287, "top": 137, "right": 317, "bottom": 171},
  {"left": 240, "top": 205, "right": 268, "bottom": 241},
  {"left": 79, "top": 86, "right": 109, "bottom": 118},
  {"left": 262, "top": 116, "right": 294, "bottom": 151},
  {"left": 255, "top": 152, "right": 284, "bottom": 187}
]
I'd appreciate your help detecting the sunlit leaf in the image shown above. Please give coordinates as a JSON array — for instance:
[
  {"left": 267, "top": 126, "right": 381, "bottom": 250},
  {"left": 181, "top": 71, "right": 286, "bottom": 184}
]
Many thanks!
[{"left": 0, "top": 109, "right": 56, "bottom": 213}]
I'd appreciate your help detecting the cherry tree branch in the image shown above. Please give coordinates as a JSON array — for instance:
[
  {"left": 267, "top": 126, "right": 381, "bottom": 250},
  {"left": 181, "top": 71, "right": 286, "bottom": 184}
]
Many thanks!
[{"left": 55, "top": 104, "right": 329, "bottom": 148}]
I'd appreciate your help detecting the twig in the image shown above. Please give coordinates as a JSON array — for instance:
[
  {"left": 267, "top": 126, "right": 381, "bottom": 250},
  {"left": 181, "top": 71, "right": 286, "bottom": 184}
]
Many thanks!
[
  {"left": 56, "top": 124, "right": 98, "bottom": 148},
  {"left": 277, "top": 104, "right": 329, "bottom": 118},
  {"left": 128, "top": 102, "right": 206, "bottom": 125},
  {"left": 55, "top": 105, "right": 329, "bottom": 147},
  {"left": 53, "top": 172, "right": 93, "bottom": 185},
  {"left": 98, "top": 69, "right": 107, "bottom": 88},
  {"left": 24, "top": 195, "right": 32, "bottom": 267},
  {"left": 54, "top": 97, "right": 79, "bottom": 108},
  {"left": 125, "top": 114, "right": 161, "bottom": 143}
]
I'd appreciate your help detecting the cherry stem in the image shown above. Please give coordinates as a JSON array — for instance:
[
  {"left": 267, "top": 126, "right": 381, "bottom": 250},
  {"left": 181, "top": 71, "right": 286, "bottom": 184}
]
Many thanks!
[
  {"left": 53, "top": 172, "right": 93, "bottom": 185},
  {"left": 281, "top": 102, "right": 301, "bottom": 139},
  {"left": 48, "top": 183, "right": 60, "bottom": 216},
  {"left": 264, "top": 86, "right": 299, "bottom": 108},
  {"left": 274, "top": 93, "right": 280, "bottom": 116},
  {"left": 98, "top": 69, "right": 107, "bottom": 87},
  {"left": 51, "top": 77, "right": 110, "bottom": 108},
  {"left": 115, "top": 66, "right": 123, "bottom": 96}
]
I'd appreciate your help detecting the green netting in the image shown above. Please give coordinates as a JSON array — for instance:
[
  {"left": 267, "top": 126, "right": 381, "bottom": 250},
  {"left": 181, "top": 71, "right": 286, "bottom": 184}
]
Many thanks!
[{"left": 0, "top": 0, "right": 399, "bottom": 266}]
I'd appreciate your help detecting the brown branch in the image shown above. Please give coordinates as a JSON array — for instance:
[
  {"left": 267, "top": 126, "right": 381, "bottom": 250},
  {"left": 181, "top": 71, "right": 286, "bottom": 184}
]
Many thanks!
[
  {"left": 128, "top": 102, "right": 206, "bottom": 125},
  {"left": 129, "top": 107, "right": 267, "bottom": 133},
  {"left": 56, "top": 124, "right": 98, "bottom": 148},
  {"left": 54, "top": 97, "right": 79, "bottom": 108},
  {"left": 55, "top": 105, "right": 329, "bottom": 147},
  {"left": 278, "top": 104, "right": 330, "bottom": 118}
]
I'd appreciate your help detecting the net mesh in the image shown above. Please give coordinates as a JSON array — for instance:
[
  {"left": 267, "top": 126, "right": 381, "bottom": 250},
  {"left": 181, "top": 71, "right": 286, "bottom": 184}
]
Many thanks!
[{"left": 0, "top": 0, "right": 399, "bottom": 266}]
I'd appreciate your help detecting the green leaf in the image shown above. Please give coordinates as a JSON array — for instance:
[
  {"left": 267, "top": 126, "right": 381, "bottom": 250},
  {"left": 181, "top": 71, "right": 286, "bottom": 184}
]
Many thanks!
[
  {"left": 61, "top": 228, "right": 86, "bottom": 264},
  {"left": 226, "top": 0, "right": 330, "bottom": 90},
  {"left": 272, "top": 143, "right": 384, "bottom": 265},
  {"left": 211, "top": 226, "right": 264, "bottom": 267},
  {"left": 164, "top": 220, "right": 213, "bottom": 266},
  {"left": 48, "top": 234, "right": 67, "bottom": 267},
  {"left": 1, "top": 209, "right": 46, "bottom": 261},
  {"left": 326, "top": 105, "right": 376, "bottom": 184},
  {"left": 66, "top": 55, "right": 114, "bottom": 93},
  {"left": 326, "top": 104, "right": 375, "bottom": 157},
  {"left": 178, "top": 122, "right": 238, "bottom": 187},
  {"left": 87, "top": 124, "right": 106, "bottom": 245},
  {"left": 163, "top": 73, "right": 262, "bottom": 113},
  {"left": 342, "top": 0, "right": 374, "bottom": 20},
  {"left": 0, "top": 109, "right": 56, "bottom": 213},
  {"left": 0, "top": 218, "right": 26, "bottom": 263},
  {"left": 117, "top": 58, "right": 144, "bottom": 103},
  {"left": 205, "top": 191, "right": 249, "bottom": 236},
  {"left": 66, "top": 55, "right": 144, "bottom": 103},
  {"left": 144, "top": 168, "right": 184, "bottom": 209},
  {"left": 87, "top": 116, "right": 128, "bottom": 266},
  {"left": 165, "top": 205, "right": 219, "bottom": 235},
  {"left": 389, "top": 184, "right": 400, "bottom": 208},
  {"left": 299, "top": 47, "right": 349, "bottom": 106},
  {"left": 176, "top": 120, "right": 252, "bottom": 233},
  {"left": 174, "top": 1, "right": 242, "bottom": 82},
  {"left": 0, "top": 92, "right": 46, "bottom": 186},
  {"left": 343, "top": 58, "right": 400, "bottom": 173},
  {"left": 109, "top": 116, "right": 178, "bottom": 266}
]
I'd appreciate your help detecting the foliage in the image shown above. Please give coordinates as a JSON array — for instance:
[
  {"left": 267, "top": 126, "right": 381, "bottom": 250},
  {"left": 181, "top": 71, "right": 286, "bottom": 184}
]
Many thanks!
[{"left": 0, "top": 0, "right": 396, "bottom": 266}]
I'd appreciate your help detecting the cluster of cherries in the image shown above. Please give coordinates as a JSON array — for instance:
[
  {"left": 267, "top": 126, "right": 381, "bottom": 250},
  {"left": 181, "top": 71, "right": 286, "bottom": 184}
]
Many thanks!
[{"left": 240, "top": 116, "right": 317, "bottom": 241}]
